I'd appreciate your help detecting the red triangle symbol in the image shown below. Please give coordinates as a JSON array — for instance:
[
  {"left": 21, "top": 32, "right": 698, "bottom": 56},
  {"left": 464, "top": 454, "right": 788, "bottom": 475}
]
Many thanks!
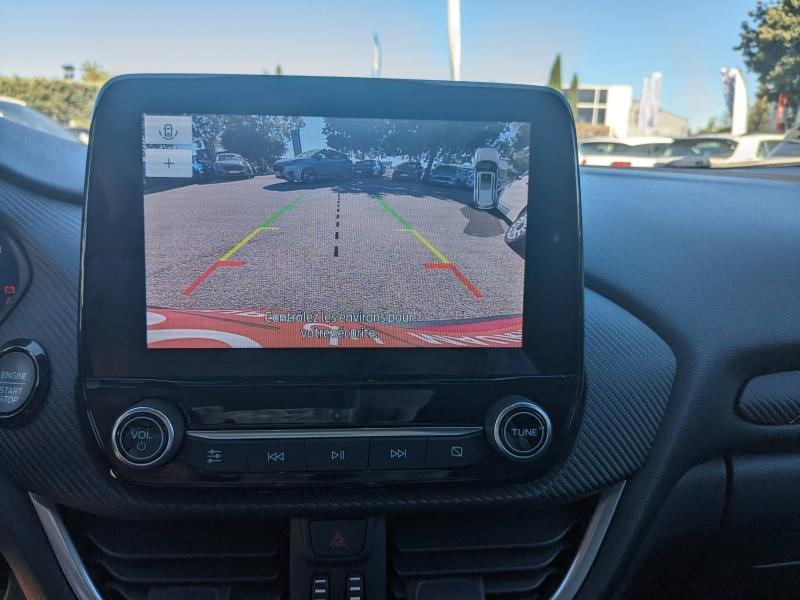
[{"left": 329, "top": 530, "right": 347, "bottom": 548}]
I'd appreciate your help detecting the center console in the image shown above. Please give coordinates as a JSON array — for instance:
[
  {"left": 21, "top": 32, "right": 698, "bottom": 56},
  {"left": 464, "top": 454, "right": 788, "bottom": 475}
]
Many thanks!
[{"left": 80, "top": 75, "right": 582, "bottom": 487}]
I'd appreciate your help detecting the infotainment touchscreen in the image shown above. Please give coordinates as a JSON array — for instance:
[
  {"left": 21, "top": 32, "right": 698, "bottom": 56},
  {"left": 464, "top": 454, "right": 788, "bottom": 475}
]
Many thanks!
[{"left": 142, "top": 114, "right": 530, "bottom": 350}]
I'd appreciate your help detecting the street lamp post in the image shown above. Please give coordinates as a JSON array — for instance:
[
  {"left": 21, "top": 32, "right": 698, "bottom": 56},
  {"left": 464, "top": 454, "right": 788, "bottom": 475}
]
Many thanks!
[{"left": 447, "top": 0, "right": 461, "bottom": 81}]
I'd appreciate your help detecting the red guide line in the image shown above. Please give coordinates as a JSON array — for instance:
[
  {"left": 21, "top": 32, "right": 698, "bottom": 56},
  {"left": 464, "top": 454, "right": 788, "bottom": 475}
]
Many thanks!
[
  {"left": 425, "top": 263, "right": 482, "bottom": 299},
  {"left": 182, "top": 260, "right": 245, "bottom": 296}
]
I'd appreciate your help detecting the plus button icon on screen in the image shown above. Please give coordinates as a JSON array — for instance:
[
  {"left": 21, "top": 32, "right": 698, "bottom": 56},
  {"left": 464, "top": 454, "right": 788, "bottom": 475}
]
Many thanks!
[{"left": 163, "top": 158, "right": 175, "bottom": 169}]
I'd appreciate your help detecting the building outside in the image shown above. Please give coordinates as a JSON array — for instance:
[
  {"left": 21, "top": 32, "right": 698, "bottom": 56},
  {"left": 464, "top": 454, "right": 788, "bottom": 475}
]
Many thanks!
[
  {"left": 568, "top": 84, "right": 688, "bottom": 139},
  {"left": 628, "top": 101, "right": 689, "bottom": 138}
]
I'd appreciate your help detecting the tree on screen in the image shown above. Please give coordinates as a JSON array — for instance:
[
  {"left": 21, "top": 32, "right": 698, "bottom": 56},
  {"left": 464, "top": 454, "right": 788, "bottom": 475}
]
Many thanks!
[
  {"left": 193, "top": 115, "right": 303, "bottom": 167},
  {"left": 323, "top": 117, "right": 509, "bottom": 178}
]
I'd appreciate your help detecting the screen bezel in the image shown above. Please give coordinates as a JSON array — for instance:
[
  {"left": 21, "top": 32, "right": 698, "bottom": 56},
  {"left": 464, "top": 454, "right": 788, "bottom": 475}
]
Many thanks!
[{"left": 81, "top": 75, "right": 582, "bottom": 381}]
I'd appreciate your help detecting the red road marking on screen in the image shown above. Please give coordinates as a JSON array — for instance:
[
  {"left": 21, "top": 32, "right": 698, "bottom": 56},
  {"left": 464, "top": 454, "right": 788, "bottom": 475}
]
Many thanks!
[
  {"left": 425, "top": 262, "right": 482, "bottom": 298},
  {"left": 182, "top": 260, "right": 244, "bottom": 296}
]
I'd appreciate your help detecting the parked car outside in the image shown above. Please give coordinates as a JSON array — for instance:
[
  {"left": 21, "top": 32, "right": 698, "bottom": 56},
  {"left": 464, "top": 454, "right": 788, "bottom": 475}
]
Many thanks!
[
  {"left": 274, "top": 149, "right": 353, "bottom": 183},
  {"left": 213, "top": 152, "right": 254, "bottom": 179},
  {"left": 392, "top": 161, "right": 423, "bottom": 181},
  {"left": 656, "top": 133, "right": 784, "bottom": 167},
  {"left": 579, "top": 136, "right": 673, "bottom": 167},
  {"left": 353, "top": 159, "right": 386, "bottom": 177}
]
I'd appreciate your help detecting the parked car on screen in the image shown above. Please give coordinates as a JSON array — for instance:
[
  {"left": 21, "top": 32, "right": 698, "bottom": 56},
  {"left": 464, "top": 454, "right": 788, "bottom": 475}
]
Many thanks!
[
  {"left": 579, "top": 136, "right": 673, "bottom": 167},
  {"left": 213, "top": 152, "right": 254, "bottom": 178},
  {"left": 353, "top": 159, "right": 386, "bottom": 177},
  {"left": 392, "top": 161, "right": 423, "bottom": 181},
  {"left": 656, "top": 133, "right": 784, "bottom": 167},
  {"left": 504, "top": 205, "right": 527, "bottom": 255},
  {"left": 497, "top": 174, "right": 528, "bottom": 227},
  {"left": 428, "top": 164, "right": 462, "bottom": 186},
  {"left": 274, "top": 149, "right": 353, "bottom": 183},
  {"left": 457, "top": 165, "right": 474, "bottom": 189}
]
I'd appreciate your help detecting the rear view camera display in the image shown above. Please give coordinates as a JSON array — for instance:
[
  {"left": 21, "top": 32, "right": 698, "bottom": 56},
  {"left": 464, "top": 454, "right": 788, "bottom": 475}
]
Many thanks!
[{"left": 142, "top": 114, "right": 530, "bottom": 349}]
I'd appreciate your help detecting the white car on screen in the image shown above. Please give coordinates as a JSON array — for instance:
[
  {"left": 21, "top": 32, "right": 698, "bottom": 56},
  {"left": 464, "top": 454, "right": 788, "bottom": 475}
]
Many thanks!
[{"left": 579, "top": 136, "right": 673, "bottom": 168}]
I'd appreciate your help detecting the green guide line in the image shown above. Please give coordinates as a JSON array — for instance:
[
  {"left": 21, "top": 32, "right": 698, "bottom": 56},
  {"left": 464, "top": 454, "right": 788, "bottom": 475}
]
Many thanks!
[
  {"left": 259, "top": 193, "right": 304, "bottom": 228},
  {"left": 371, "top": 193, "right": 412, "bottom": 229}
]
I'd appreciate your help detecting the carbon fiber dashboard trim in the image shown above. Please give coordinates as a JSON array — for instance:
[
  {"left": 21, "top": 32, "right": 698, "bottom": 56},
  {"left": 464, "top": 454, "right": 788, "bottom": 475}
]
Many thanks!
[
  {"left": 0, "top": 179, "right": 675, "bottom": 517},
  {"left": 738, "top": 371, "right": 800, "bottom": 425}
]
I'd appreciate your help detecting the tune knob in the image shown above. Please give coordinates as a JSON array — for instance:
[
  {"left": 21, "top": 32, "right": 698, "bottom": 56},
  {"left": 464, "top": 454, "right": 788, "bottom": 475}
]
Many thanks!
[
  {"left": 486, "top": 397, "right": 552, "bottom": 462},
  {"left": 111, "top": 399, "right": 184, "bottom": 469}
]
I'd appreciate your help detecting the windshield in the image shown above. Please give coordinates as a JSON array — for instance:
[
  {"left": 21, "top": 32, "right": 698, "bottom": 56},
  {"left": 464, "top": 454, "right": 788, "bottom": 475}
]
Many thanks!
[
  {"left": 295, "top": 150, "right": 321, "bottom": 158},
  {"left": 771, "top": 141, "right": 800, "bottom": 158},
  {"left": 433, "top": 165, "right": 457, "bottom": 174},
  {"left": 216, "top": 153, "right": 240, "bottom": 161},
  {"left": 2, "top": 1, "right": 798, "bottom": 168}
]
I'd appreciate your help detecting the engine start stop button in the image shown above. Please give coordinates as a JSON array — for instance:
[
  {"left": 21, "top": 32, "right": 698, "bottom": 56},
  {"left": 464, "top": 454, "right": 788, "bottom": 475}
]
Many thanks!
[
  {"left": 0, "top": 340, "right": 48, "bottom": 420},
  {"left": 0, "top": 350, "right": 37, "bottom": 415}
]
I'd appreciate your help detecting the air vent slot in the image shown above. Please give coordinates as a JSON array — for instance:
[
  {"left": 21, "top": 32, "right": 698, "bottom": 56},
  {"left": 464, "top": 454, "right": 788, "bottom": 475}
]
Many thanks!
[
  {"left": 388, "top": 500, "right": 593, "bottom": 599},
  {"left": 62, "top": 510, "right": 288, "bottom": 600},
  {"left": 0, "top": 555, "right": 8, "bottom": 597}
]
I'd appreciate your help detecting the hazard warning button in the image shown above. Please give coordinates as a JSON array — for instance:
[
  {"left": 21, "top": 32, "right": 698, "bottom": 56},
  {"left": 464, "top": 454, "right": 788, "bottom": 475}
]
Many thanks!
[{"left": 309, "top": 519, "right": 368, "bottom": 558}]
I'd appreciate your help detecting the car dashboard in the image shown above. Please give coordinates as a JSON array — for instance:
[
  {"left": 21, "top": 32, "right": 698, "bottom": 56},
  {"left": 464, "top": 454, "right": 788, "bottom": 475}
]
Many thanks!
[{"left": 0, "top": 92, "right": 800, "bottom": 600}]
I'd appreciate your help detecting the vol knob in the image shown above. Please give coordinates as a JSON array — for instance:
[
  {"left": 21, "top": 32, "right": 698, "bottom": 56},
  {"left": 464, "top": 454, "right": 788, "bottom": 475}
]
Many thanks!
[{"left": 111, "top": 399, "right": 184, "bottom": 469}]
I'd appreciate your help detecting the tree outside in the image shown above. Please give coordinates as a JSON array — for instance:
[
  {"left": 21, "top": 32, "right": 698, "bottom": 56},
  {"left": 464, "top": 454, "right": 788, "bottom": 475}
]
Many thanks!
[
  {"left": 547, "top": 54, "right": 563, "bottom": 90},
  {"left": 0, "top": 61, "right": 112, "bottom": 128},
  {"left": 737, "top": 0, "right": 800, "bottom": 126},
  {"left": 567, "top": 73, "right": 579, "bottom": 116}
]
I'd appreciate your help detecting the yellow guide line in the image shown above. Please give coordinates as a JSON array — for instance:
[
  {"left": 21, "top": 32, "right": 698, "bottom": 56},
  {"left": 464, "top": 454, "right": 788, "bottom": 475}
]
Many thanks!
[
  {"left": 396, "top": 228, "right": 450, "bottom": 264},
  {"left": 216, "top": 193, "right": 304, "bottom": 261},
  {"left": 219, "top": 226, "right": 279, "bottom": 261}
]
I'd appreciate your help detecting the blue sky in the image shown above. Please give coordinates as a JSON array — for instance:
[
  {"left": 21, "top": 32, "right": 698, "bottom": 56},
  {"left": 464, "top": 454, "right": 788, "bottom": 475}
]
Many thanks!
[{"left": 1, "top": 0, "right": 759, "bottom": 129}]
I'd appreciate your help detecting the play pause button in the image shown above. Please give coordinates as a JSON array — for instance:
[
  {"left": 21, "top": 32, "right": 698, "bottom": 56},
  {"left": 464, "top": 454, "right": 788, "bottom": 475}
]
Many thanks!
[{"left": 369, "top": 437, "right": 427, "bottom": 470}]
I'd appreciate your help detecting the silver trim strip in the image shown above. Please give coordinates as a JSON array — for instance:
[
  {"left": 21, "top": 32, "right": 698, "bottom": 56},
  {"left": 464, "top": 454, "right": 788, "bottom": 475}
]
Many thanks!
[
  {"left": 550, "top": 481, "right": 626, "bottom": 600},
  {"left": 188, "top": 426, "right": 483, "bottom": 441},
  {"left": 30, "top": 494, "right": 103, "bottom": 600}
]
